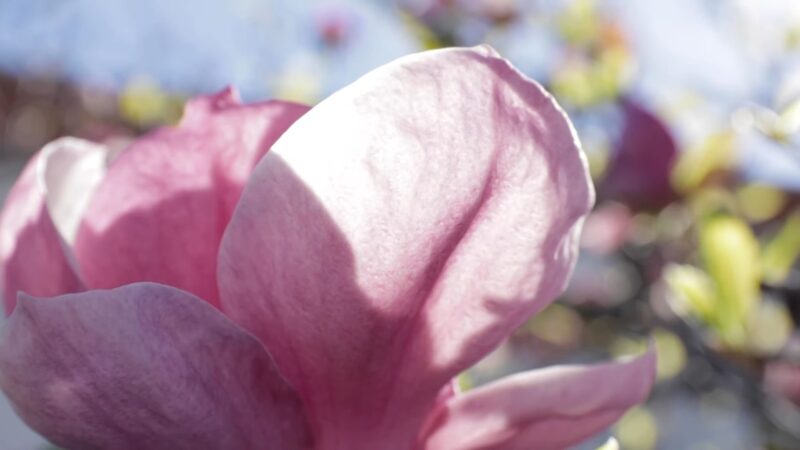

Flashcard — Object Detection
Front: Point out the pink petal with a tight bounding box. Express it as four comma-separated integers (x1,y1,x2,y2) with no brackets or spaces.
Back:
0,283,311,450
74,88,309,307
419,379,462,442
0,138,107,314
420,351,656,450
218,46,593,448
601,99,678,210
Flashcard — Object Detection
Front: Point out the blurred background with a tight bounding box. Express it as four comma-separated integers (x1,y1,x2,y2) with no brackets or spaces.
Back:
2,0,800,448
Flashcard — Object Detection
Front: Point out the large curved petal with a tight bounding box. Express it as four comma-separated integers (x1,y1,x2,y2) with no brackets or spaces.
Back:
0,283,311,450
74,88,309,307
219,46,593,448
420,351,656,450
0,138,107,314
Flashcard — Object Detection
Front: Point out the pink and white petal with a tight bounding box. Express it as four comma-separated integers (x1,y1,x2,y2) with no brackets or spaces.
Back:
420,351,656,450
74,88,309,308
0,138,107,314
435,379,460,405
418,378,462,442
219,46,593,448
0,283,311,450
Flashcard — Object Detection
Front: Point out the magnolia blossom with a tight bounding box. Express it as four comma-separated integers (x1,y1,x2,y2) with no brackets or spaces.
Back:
600,99,678,211
0,47,654,450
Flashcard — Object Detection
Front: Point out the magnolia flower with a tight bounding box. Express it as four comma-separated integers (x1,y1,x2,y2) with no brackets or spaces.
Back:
600,99,678,211
0,47,654,450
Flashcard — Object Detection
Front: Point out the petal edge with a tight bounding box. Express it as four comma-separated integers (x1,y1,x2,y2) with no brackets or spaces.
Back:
0,283,312,450
421,350,657,450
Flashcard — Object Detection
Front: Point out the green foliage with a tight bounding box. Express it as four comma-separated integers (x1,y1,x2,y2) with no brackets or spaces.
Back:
666,213,794,354
614,407,658,450
671,132,735,194
557,0,601,46
551,46,629,107
456,372,473,392
698,214,760,345
762,211,800,284
736,184,787,223
399,11,446,50
118,77,184,127
665,264,717,324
